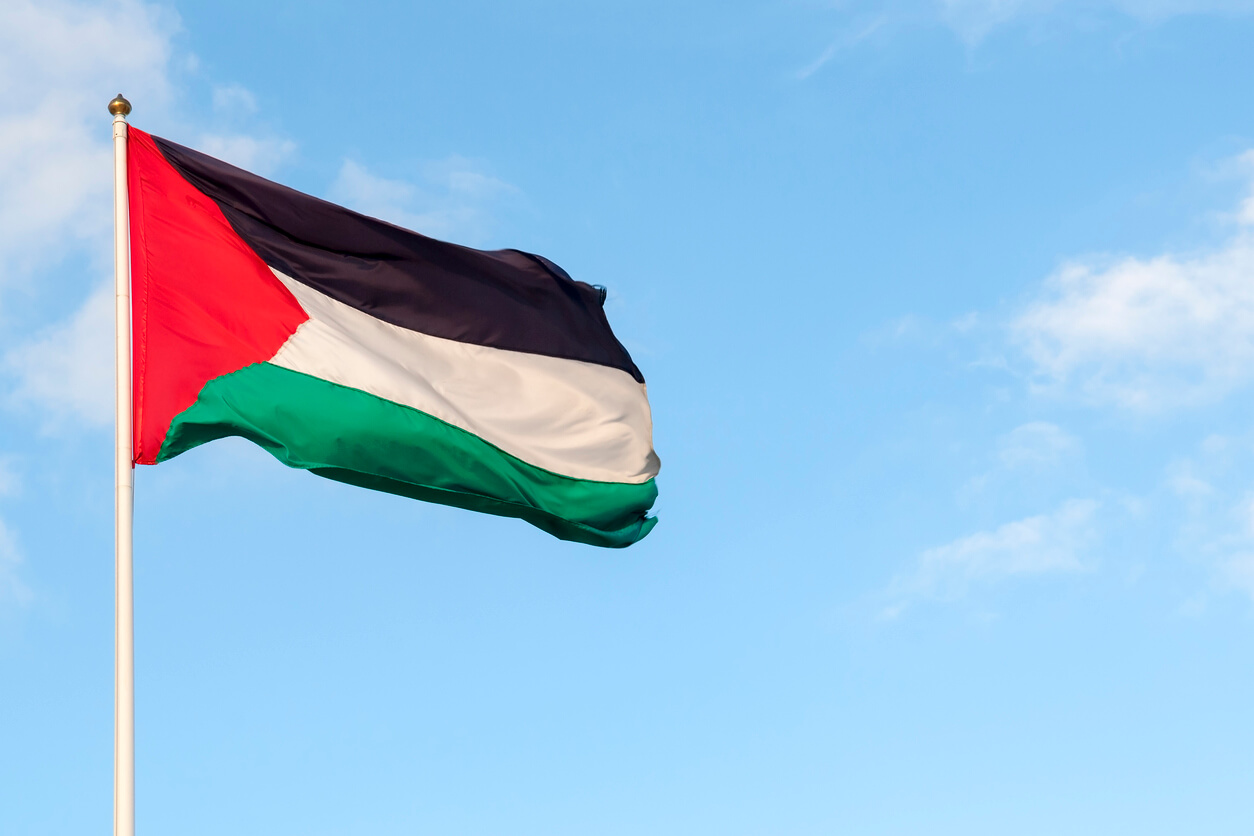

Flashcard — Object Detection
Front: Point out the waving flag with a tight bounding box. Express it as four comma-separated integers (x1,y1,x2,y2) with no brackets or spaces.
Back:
125,127,659,547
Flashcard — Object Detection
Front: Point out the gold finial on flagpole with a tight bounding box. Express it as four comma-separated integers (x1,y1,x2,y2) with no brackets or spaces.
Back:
108,94,132,117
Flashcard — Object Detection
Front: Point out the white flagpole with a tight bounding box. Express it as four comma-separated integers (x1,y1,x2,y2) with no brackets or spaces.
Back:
109,92,135,836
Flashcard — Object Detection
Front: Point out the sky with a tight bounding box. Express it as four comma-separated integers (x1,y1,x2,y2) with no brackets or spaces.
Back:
4,0,1254,833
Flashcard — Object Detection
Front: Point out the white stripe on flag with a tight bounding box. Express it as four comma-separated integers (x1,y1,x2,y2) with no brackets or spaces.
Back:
268,268,659,484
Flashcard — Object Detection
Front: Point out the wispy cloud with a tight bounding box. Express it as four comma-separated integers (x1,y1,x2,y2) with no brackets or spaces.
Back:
809,0,1254,49
4,282,113,430
1111,0,1254,18
1011,152,1254,410
0,0,174,290
1219,552,1254,601
211,83,259,116
200,84,295,175
1159,436,1254,606
0,457,19,498
0,517,31,608
958,421,1081,505
997,421,1079,469
938,0,1060,43
0,1,294,433
946,0,1254,41
0,0,179,619
329,157,517,244
797,17,886,79
883,498,1098,616
194,132,295,176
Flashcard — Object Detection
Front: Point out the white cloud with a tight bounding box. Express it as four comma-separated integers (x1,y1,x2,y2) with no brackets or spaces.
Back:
211,83,258,116
1220,553,1254,600
797,17,885,79
1012,162,1254,410
4,282,113,429
0,0,174,288
947,0,1254,40
885,499,1098,613
958,421,1079,504
0,0,179,616
1235,150,1254,224
1177,591,1208,617
195,133,295,176
1113,0,1254,16
1168,466,1214,499
329,157,516,244
0,517,31,608
938,0,1060,42
0,2,296,434
815,0,1254,47
1154,438,1254,605
331,160,419,223
0,458,19,498
997,421,1078,469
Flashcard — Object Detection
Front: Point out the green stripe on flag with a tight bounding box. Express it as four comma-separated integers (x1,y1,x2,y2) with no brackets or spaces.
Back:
158,362,658,548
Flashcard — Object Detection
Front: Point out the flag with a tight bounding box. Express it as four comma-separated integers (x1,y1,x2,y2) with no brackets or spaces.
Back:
125,127,659,547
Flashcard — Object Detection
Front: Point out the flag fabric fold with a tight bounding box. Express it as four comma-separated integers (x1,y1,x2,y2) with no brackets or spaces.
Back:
126,127,659,547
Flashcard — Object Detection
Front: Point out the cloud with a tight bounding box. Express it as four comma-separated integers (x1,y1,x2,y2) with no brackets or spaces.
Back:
884,499,1098,614
1219,552,1254,600
0,0,174,288
0,458,19,498
958,421,1080,503
797,17,886,79
329,157,517,244
0,0,179,618
997,421,1079,469
0,1,292,433
0,517,31,608
1153,437,1254,605
812,0,1254,47
211,83,258,116
4,282,113,429
1167,464,1214,499
948,0,1254,40
938,0,1060,42
1112,0,1254,17
1012,159,1254,410
200,85,295,176
194,133,295,176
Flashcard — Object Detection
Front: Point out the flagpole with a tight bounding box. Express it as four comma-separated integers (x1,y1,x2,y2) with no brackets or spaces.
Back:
109,92,135,836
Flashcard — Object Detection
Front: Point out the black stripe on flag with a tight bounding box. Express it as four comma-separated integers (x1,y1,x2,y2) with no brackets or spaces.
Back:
152,136,644,382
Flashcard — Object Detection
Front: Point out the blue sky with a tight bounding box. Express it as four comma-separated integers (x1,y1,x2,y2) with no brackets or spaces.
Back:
5,0,1254,832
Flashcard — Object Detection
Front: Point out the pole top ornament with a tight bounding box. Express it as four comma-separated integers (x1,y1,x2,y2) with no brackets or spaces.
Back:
108,94,132,117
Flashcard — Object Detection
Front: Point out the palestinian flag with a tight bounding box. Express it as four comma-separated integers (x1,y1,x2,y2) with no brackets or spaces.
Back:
126,127,659,547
